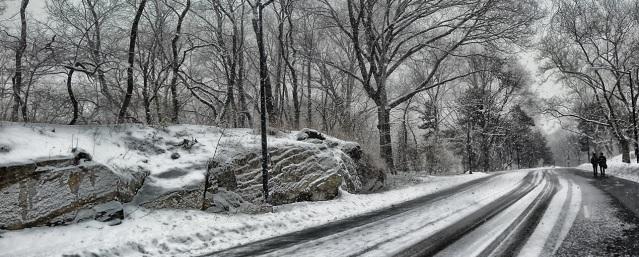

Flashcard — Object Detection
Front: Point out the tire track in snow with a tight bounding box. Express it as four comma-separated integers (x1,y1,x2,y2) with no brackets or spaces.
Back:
200,172,508,257
431,170,557,257
266,172,538,257
518,172,582,257
202,169,584,257
390,171,545,257
475,170,560,257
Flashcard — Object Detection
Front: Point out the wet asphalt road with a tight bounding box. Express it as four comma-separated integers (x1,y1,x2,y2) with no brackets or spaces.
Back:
201,168,639,257
554,169,639,257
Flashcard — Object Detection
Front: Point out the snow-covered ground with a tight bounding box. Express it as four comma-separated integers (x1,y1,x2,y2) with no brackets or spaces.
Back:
576,152,639,183
0,122,311,191
0,171,489,257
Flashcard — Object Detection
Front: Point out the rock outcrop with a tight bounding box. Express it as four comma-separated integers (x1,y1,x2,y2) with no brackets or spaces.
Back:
339,142,386,193
0,157,147,230
0,127,385,227
206,128,386,207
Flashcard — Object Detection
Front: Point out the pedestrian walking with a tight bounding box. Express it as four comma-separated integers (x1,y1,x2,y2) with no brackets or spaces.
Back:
590,152,598,177
598,152,607,177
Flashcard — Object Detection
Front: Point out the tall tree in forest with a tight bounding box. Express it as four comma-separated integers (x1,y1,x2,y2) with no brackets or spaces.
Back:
318,0,540,172
276,0,301,128
11,0,29,122
119,0,149,123
248,0,275,203
207,0,250,127
85,0,117,120
168,0,191,123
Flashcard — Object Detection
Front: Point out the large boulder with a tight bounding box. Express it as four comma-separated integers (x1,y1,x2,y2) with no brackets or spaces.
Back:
0,157,148,230
207,130,385,207
340,142,386,193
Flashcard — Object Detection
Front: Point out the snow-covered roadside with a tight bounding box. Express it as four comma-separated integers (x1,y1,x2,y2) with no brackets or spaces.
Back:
576,153,639,183
0,122,311,191
0,172,490,257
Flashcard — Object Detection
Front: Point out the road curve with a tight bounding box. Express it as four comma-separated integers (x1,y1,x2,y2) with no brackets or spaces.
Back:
200,168,639,257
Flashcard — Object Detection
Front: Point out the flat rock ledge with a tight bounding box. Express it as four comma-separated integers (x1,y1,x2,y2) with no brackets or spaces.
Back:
0,157,147,230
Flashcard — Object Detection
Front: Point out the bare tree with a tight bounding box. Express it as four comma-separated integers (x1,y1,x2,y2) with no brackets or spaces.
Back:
541,0,639,163
119,0,149,123
166,0,191,123
11,0,29,121
317,0,540,172
247,0,275,203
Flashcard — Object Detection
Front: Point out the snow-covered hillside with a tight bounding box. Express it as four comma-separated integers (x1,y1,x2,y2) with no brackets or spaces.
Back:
0,122,293,192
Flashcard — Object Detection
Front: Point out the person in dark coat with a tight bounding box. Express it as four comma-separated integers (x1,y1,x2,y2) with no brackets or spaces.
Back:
590,152,598,177
598,152,607,177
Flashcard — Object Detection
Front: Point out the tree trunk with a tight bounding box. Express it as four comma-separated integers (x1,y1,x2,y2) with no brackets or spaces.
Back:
118,0,148,123
630,69,639,163
377,105,395,173
86,0,115,120
66,68,78,125
237,49,251,127
169,0,190,124
375,74,395,173
11,0,28,122
142,67,152,124
306,58,312,127
467,123,473,174
398,103,410,172
280,6,300,129
343,62,355,132
274,28,283,125
218,78,237,126
481,134,490,172
321,91,328,131
292,74,300,129
619,137,630,163
251,1,272,203
22,71,35,122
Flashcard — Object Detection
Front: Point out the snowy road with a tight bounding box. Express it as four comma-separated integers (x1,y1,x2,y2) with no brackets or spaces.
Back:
202,168,639,257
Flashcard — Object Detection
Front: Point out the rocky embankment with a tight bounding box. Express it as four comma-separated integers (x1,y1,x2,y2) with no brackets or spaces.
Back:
0,127,385,230
0,157,147,230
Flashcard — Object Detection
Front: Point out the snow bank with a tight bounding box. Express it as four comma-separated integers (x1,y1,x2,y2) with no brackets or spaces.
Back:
576,152,639,183
0,172,489,257
0,122,327,193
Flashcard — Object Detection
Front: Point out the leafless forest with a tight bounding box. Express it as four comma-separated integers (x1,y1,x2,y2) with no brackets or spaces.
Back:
11,0,632,173
542,0,639,166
